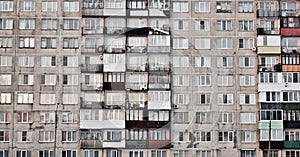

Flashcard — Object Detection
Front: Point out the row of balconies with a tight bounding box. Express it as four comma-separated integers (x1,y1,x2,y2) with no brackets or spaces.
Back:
257,27,300,36
81,46,170,54
257,9,299,18
80,64,171,72
81,82,171,91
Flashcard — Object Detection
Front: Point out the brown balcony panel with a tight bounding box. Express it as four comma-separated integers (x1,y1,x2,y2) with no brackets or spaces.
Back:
125,121,147,128
81,64,103,73
126,140,147,149
103,82,125,90
80,140,102,148
148,140,171,149
281,28,300,36
282,65,300,72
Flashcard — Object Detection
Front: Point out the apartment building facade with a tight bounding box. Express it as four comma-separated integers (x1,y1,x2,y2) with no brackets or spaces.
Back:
0,0,299,157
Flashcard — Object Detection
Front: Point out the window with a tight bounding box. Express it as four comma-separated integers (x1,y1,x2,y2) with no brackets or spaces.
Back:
238,2,253,12
85,19,101,30
0,1,13,11
196,93,211,105
286,151,300,157
219,112,233,123
217,38,232,49
285,130,300,141
173,2,188,12
63,38,79,48
195,2,210,12
39,112,55,123
260,73,278,83
195,131,211,142
239,20,254,31
148,111,169,121
173,20,188,30
240,112,256,123
41,38,56,49
216,20,232,31
41,56,56,67
84,0,103,9
0,19,13,29
260,20,275,30
126,129,146,140
41,19,57,30
84,74,102,86
104,130,122,141
0,74,11,85
217,75,233,86
18,74,34,85
63,19,79,30
195,19,210,30
0,131,9,142
280,2,296,13
173,112,189,123
260,110,282,120
173,75,189,86
19,19,35,29
85,38,102,48
148,0,169,9
41,74,56,85
195,38,210,49
39,150,54,157
0,150,9,157
241,150,256,157
173,56,189,67
218,94,233,105
129,151,144,157
63,75,78,85
19,37,34,48
83,150,99,157
241,131,256,142
283,73,300,83
240,94,255,104
217,56,233,67
63,56,78,67
0,93,11,104
17,131,32,142
0,38,12,48
81,110,101,121
64,2,79,12
17,93,33,104
260,56,276,67
20,1,35,11
283,91,300,102
62,94,78,104
149,129,169,140
195,56,211,67
239,57,254,67
173,150,188,157
195,112,211,123
173,38,188,49
151,150,167,157
216,1,231,12
263,151,278,157
195,75,211,86
240,75,255,86
104,0,125,8
195,150,211,157
39,131,54,142
218,131,234,142
62,131,77,142
239,38,254,49
16,150,32,157
41,2,57,12
40,93,56,104
61,150,76,157
174,94,189,105
61,112,77,123
105,92,125,105
0,111,9,123
106,150,122,157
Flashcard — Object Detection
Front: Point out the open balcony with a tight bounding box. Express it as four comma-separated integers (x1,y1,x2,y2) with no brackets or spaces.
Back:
80,64,103,73
103,82,125,90
257,28,279,35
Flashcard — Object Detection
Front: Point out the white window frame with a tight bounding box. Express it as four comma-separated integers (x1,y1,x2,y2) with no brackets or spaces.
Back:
239,20,254,31
216,20,232,31
17,93,34,104
62,131,77,142
217,94,233,105
238,2,253,13
19,19,35,30
41,2,57,12
61,112,77,123
195,19,210,30
39,131,54,142
173,20,189,30
218,131,234,142
173,2,188,12
241,131,256,142
0,74,11,85
18,74,34,85
63,56,78,67
39,112,55,123
64,2,79,12
20,1,35,11
173,56,189,67
0,93,11,104
0,1,13,11
41,37,56,49
19,37,35,48
217,56,233,67
240,75,255,86
41,19,57,30
195,75,211,86
0,19,13,29
217,38,232,49
0,56,12,66
63,19,79,30
195,56,211,67
173,38,189,49
217,75,233,86
239,56,255,68
240,112,256,123
62,94,78,105
195,38,210,49
240,94,255,105
195,2,210,12
173,75,189,86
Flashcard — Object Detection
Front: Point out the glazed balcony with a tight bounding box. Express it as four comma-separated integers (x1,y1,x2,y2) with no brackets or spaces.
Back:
82,2,104,17
80,140,102,148
80,64,103,73
257,9,280,18
104,27,127,35
81,83,103,91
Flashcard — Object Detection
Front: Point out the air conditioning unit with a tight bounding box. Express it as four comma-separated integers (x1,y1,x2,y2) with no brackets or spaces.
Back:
252,47,257,52
173,104,179,109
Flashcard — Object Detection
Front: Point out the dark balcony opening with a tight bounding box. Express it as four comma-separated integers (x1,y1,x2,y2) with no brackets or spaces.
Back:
80,101,105,109
103,82,125,90
284,121,300,128
80,64,103,72
257,28,278,35
259,141,284,149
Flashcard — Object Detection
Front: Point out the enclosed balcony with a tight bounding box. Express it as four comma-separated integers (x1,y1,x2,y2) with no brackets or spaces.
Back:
148,35,170,53
148,73,170,89
80,64,103,73
257,9,280,18
82,0,104,17
80,129,102,148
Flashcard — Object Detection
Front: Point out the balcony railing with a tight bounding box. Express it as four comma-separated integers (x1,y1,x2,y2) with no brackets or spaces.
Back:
284,141,300,148
258,64,282,72
126,46,147,53
126,64,148,72
125,83,148,91
257,9,280,17
257,28,279,35
80,64,103,72
81,83,103,91
104,27,127,35
80,101,104,109
81,46,104,53
148,65,170,72
282,53,300,65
